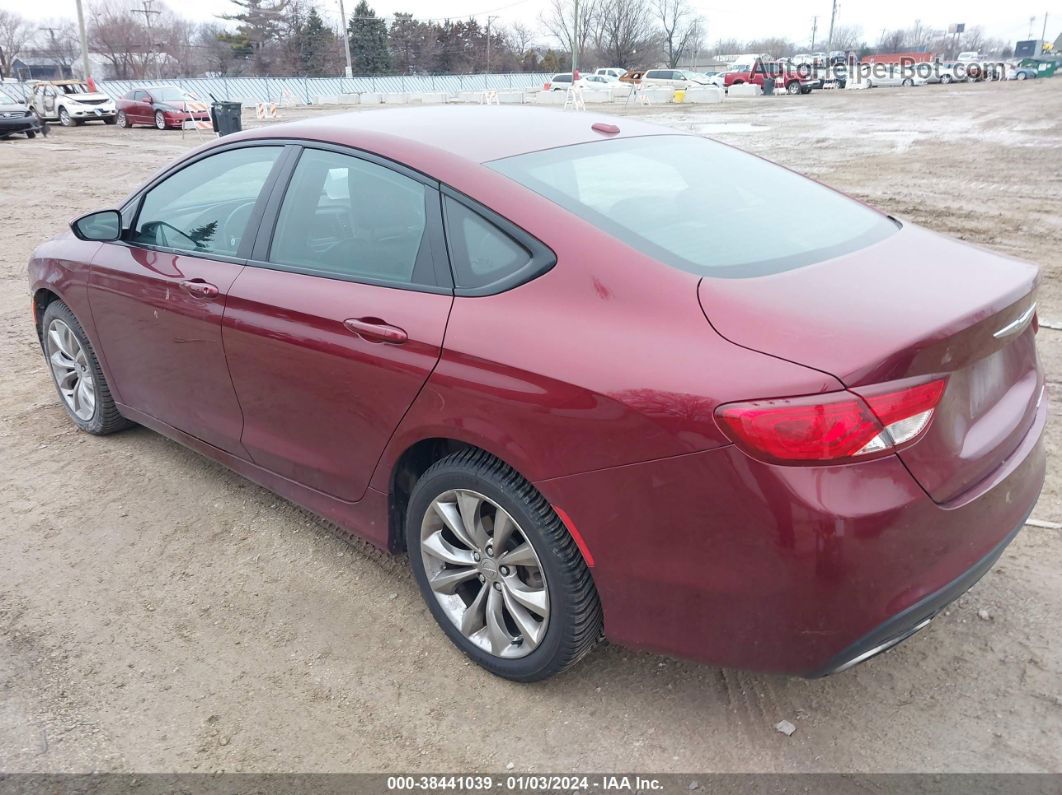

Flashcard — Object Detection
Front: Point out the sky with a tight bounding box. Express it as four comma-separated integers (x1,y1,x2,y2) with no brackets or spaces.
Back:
3,0,1060,48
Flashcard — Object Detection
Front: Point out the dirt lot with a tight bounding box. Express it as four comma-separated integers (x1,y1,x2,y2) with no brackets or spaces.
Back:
1,80,1060,774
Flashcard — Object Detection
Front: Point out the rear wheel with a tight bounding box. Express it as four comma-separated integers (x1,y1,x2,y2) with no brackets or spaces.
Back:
902,77,914,87
40,301,132,435
407,449,602,682
941,74,953,84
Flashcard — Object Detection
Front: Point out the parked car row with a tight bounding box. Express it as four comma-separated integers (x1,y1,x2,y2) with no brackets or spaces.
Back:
1,80,217,137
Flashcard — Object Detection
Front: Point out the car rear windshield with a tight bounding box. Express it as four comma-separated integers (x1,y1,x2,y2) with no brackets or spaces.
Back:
488,135,897,278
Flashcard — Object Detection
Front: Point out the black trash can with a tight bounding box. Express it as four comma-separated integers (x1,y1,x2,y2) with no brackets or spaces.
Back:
211,102,242,136
762,77,776,95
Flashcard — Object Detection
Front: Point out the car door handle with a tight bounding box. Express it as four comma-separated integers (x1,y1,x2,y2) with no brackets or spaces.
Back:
343,317,408,344
179,279,219,299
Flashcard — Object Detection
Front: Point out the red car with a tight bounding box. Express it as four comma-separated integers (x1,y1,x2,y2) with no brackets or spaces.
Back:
28,107,1046,682
115,86,210,130
722,57,813,93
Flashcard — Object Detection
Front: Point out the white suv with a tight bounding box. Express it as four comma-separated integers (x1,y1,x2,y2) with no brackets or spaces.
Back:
31,81,117,127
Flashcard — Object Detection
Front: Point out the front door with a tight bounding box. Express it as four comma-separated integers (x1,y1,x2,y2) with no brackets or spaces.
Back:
87,144,286,455
223,145,454,501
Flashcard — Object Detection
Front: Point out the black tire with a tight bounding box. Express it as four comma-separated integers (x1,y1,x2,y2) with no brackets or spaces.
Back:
901,77,913,87
104,115,117,125
59,107,74,127
941,74,953,84
406,448,602,682
155,110,167,129
786,81,801,95
25,130,36,139
116,110,129,128
40,300,132,435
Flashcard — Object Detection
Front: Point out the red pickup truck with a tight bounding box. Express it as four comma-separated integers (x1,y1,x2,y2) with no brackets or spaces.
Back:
720,58,815,94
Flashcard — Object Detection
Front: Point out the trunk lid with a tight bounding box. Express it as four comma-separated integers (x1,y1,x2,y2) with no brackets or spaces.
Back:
698,222,1042,503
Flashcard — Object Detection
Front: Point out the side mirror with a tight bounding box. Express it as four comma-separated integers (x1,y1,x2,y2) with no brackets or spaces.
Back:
71,209,122,242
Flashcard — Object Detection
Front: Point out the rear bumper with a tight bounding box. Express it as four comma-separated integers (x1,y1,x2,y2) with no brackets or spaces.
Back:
807,512,1028,676
536,394,1047,675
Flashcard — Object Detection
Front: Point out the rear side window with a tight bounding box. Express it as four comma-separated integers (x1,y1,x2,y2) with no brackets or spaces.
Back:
267,148,437,287
443,196,551,293
489,135,897,279
132,146,281,257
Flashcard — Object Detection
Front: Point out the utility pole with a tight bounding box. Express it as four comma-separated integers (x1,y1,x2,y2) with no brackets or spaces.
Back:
486,15,498,73
826,0,838,52
1042,12,1049,52
132,0,161,78
338,0,353,77
572,0,579,73
810,16,818,50
74,0,92,84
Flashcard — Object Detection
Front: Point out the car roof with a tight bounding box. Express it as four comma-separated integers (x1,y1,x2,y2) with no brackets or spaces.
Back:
232,106,677,168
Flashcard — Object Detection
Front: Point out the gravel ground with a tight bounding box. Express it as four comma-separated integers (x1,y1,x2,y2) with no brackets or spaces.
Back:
1,80,1060,774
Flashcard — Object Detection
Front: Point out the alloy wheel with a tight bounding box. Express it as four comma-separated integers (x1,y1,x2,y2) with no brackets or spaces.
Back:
420,489,549,659
155,111,166,129
59,108,72,126
45,319,96,421
117,111,128,128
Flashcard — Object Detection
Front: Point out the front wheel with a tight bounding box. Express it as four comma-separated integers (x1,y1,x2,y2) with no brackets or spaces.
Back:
902,77,914,87
155,110,167,129
26,130,36,139
407,449,602,682
941,74,953,84
59,107,74,127
104,115,117,125
1017,72,1027,80
40,301,132,435
786,81,801,95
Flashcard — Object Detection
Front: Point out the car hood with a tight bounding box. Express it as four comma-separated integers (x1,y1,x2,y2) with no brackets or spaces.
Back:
0,102,28,112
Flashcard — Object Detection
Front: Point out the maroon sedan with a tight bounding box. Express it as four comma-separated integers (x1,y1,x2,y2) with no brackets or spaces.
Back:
115,86,210,130
28,107,1045,681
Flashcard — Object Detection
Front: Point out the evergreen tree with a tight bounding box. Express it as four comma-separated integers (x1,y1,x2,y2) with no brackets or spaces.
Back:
297,6,336,76
348,0,390,74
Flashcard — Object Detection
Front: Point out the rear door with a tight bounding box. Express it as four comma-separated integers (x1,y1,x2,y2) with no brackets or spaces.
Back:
222,144,453,502
88,143,287,455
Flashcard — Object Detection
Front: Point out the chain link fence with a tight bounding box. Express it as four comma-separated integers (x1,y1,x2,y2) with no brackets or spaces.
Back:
97,74,554,105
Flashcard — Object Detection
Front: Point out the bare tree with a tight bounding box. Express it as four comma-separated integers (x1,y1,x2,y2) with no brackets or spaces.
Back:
877,28,907,52
0,9,33,78
33,19,81,75
593,0,656,68
540,0,597,68
654,0,700,68
829,25,863,52
506,21,536,55
906,19,933,52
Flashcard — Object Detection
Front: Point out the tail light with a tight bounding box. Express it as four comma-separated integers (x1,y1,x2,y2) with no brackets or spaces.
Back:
715,378,947,465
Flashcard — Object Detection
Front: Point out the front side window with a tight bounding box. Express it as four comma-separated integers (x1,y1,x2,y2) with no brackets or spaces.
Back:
132,146,281,257
268,148,435,286
489,135,897,279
